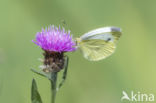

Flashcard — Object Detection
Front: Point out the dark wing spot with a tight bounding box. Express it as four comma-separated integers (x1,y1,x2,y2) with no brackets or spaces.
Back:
107,38,111,41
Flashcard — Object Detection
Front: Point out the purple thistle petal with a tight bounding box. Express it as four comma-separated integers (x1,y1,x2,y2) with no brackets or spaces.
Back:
33,25,77,52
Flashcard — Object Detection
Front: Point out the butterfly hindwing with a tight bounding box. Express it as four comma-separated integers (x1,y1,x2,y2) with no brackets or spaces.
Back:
79,40,116,61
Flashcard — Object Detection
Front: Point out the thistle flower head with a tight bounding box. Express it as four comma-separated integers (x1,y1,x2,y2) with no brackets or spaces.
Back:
33,25,76,52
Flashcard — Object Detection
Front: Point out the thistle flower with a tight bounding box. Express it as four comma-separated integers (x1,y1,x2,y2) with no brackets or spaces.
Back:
33,25,76,52
32,25,76,72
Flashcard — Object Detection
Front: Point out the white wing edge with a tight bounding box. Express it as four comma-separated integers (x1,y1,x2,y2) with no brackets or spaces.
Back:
81,26,121,40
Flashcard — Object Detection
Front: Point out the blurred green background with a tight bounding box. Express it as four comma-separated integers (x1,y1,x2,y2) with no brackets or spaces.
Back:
0,0,156,103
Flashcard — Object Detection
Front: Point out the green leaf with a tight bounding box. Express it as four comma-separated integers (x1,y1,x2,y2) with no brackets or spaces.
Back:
58,56,69,90
31,79,42,103
31,68,51,80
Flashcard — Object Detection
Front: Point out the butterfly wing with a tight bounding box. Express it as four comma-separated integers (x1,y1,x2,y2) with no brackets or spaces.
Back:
78,27,121,61
79,39,115,61
81,26,121,42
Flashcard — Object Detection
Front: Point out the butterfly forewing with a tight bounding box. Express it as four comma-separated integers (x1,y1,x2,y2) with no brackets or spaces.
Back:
81,27,121,42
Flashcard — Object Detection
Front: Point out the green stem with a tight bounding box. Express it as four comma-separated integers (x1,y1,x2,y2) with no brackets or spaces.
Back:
50,72,58,103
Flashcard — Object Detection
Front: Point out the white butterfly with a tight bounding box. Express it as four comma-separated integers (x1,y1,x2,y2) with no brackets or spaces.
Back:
76,27,122,61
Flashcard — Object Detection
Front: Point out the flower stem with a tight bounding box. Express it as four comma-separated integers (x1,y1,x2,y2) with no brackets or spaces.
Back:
50,72,58,103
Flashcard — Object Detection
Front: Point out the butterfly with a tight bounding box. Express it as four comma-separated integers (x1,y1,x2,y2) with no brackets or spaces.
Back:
76,27,122,61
